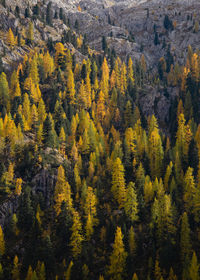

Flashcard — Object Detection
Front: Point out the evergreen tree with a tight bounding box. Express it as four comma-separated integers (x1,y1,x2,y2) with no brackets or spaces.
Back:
112,157,126,208
7,28,15,47
46,2,53,25
70,210,84,258
188,252,199,280
27,21,34,44
0,72,9,109
107,227,127,280
0,226,5,256
124,182,138,222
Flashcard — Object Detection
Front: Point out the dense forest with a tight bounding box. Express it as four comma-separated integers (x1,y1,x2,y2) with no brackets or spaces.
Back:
0,0,200,279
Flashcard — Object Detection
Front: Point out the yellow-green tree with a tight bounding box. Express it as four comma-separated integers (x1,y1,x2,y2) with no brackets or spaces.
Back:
180,212,191,279
0,226,5,256
43,51,54,78
70,210,84,258
129,226,136,256
27,21,34,44
148,119,163,179
12,255,20,280
176,113,192,164
7,28,15,47
188,252,199,280
0,72,9,109
25,266,33,280
183,167,196,212
128,57,135,85
96,90,106,123
64,261,73,280
132,273,138,280
59,127,66,156
112,157,126,208
100,57,109,100
124,182,138,222
54,165,73,215
29,56,39,84
15,178,22,196
66,69,75,104
107,227,127,280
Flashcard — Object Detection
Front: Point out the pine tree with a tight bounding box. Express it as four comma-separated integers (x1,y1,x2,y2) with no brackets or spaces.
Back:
167,268,177,280
55,43,65,69
129,226,136,256
180,212,191,278
124,182,138,222
176,113,192,164
183,167,196,212
132,273,139,280
100,57,109,100
14,81,21,98
0,263,3,280
59,127,66,156
43,51,54,78
0,72,9,109
107,227,127,280
128,57,135,85
12,255,20,280
29,56,39,84
46,1,53,25
36,262,46,280
96,90,106,123
148,122,163,179
27,21,34,44
0,226,5,256
180,212,191,262
154,259,162,280
84,186,97,220
152,192,176,243
189,252,199,280
70,210,84,258
144,176,154,204
15,178,22,196
7,28,15,47
38,98,46,124
66,69,75,104
26,266,33,280
43,113,57,148
85,212,94,240
124,101,133,128
164,161,173,191
31,271,38,280
112,157,126,208
54,165,73,215
64,261,73,280
120,62,127,95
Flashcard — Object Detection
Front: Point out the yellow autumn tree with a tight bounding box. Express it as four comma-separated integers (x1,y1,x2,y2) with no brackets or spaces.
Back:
0,226,5,256
15,178,22,196
29,56,39,84
59,127,66,156
54,165,73,215
7,28,15,47
100,57,109,100
112,157,126,208
96,90,106,123
66,69,76,104
107,227,127,280
70,210,84,258
12,255,20,280
43,51,54,78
